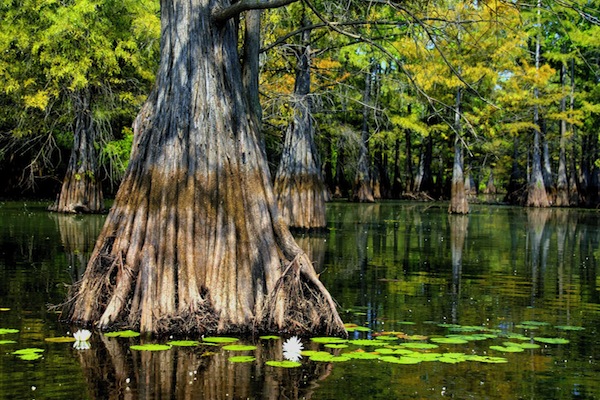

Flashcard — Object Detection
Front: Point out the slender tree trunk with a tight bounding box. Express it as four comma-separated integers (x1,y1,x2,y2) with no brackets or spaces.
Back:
413,135,434,196
274,18,327,230
449,87,469,214
66,0,345,336
353,65,374,202
49,89,104,213
527,5,550,208
568,59,580,205
555,62,570,207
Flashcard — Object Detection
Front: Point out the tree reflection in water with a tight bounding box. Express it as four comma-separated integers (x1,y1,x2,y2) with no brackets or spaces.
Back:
77,335,331,399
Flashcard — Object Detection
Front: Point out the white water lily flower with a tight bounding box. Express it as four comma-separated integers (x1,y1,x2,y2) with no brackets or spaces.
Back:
73,340,91,350
283,336,303,362
73,329,92,342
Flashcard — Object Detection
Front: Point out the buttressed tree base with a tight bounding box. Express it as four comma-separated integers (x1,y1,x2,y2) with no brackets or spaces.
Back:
65,0,346,337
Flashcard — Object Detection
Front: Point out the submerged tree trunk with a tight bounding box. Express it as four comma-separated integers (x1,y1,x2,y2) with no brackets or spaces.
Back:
66,0,345,336
273,17,327,230
49,89,103,214
449,88,469,214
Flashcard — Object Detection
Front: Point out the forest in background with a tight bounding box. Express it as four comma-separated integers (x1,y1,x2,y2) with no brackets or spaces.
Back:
1,0,599,208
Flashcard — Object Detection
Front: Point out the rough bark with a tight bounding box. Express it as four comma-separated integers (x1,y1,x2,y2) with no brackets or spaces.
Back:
49,89,104,214
66,0,345,336
273,18,327,230
527,124,550,207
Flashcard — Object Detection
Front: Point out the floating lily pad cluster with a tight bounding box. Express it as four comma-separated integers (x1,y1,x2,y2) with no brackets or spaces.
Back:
0,317,581,368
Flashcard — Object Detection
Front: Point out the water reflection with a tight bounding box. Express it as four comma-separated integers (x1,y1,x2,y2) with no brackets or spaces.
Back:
78,337,330,400
50,212,104,281
2,202,600,399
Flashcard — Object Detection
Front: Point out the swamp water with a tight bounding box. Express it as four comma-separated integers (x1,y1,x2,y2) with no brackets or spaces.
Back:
0,201,599,399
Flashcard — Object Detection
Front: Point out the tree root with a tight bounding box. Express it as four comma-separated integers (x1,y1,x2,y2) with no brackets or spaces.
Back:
262,252,347,337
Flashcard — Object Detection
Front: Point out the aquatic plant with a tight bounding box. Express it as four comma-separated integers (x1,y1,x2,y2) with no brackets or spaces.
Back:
283,336,303,362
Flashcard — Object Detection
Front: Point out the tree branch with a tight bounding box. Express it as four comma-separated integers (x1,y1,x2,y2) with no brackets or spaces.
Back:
212,0,299,23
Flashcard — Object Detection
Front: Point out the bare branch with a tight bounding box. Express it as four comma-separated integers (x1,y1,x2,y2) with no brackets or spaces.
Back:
212,0,299,23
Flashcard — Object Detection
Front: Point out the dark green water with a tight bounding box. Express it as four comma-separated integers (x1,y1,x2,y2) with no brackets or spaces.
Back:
0,201,599,399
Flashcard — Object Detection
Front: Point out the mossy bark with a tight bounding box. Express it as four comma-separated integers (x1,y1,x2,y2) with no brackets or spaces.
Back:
66,0,345,336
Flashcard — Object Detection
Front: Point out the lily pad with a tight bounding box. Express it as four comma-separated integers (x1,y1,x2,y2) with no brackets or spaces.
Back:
222,344,257,351
448,325,486,332
348,339,388,347
309,352,350,362
0,308,10,311
534,337,570,345
469,355,508,364
400,342,439,350
104,330,140,338
504,333,529,341
259,335,280,340
448,334,494,341
439,353,469,364
310,337,348,344
13,348,44,360
374,335,399,341
555,325,585,331
266,360,301,368
167,340,201,347
503,341,540,350
375,348,395,354
0,328,19,335
403,334,429,341
45,336,76,343
344,324,371,332
410,352,441,362
229,355,256,363
342,351,380,360
521,320,550,327
324,344,348,349
202,337,239,344
0,340,16,345
130,344,172,351
430,337,469,345
380,355,421,364
489,345,524,353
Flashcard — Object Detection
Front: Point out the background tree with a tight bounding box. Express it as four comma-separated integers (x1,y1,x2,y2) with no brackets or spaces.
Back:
273,10,328,229
0,0,159,203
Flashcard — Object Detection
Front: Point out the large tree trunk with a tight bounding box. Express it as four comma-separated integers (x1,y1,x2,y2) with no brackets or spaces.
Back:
49,89,104,214
273,18,327,230
66,0,345,336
